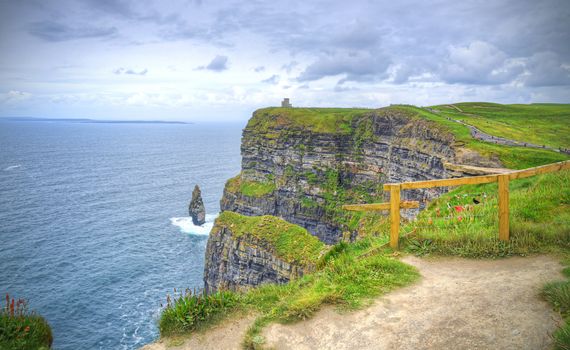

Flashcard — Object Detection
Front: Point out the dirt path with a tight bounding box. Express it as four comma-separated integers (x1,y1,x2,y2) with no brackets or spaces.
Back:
263,255,563,350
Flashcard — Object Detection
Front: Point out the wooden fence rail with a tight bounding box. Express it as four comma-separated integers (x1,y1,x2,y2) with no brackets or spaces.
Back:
342,160,570,249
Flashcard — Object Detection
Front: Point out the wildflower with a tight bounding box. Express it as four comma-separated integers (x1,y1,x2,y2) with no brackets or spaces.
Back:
458,216,463,222
25,326,30,332
428,218,433,225
454,205,464,212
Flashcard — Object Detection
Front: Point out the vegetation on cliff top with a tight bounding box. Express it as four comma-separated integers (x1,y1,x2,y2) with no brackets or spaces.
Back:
0,294,53,350
226,173,276,198
214,211,327,266
248,107,371,134
159,289,239,337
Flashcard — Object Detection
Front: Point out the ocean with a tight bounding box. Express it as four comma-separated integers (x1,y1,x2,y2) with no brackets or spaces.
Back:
0,120,243,349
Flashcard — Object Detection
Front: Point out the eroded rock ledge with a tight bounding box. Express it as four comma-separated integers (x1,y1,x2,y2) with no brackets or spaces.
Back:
204,211,327,293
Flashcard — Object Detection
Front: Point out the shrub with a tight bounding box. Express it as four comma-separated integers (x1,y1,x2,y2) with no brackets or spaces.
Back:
0,294,53,350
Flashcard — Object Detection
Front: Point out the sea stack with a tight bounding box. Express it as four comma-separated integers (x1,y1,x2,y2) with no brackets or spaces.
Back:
189,185,206,226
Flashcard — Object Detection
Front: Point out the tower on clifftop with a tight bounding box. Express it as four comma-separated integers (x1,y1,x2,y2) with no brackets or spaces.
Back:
281,98,292,108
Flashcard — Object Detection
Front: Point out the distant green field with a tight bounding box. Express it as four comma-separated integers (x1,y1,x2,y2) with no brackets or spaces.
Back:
430,103,570,149
394,105,569,169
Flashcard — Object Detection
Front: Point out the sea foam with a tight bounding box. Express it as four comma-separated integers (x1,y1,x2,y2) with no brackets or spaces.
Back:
3,164,21,171
170,214,217,235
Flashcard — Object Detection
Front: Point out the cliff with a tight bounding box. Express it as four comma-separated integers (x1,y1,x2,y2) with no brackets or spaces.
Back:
204,211,327,293
203,105,504,292
219,106,500,244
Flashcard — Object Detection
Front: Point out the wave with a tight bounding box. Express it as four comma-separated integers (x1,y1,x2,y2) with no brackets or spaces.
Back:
3,164,21,171
170,214,217,235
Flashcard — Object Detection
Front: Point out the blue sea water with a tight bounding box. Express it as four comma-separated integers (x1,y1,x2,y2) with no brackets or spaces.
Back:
0,121,243,349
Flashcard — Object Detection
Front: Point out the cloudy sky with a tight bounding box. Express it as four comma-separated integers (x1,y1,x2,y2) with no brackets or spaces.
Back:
0,0,569,122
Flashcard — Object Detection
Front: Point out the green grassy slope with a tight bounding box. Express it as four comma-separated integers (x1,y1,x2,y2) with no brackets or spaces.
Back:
214,211,327,266
430,103,570,149
394,105,569,169
401,168,570,257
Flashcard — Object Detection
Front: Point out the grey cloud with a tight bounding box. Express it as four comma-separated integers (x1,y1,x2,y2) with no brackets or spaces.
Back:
254,66,265,72
196,55,228,71
524,52,570,87
261,75,280,84
334,84,359,92
84,0,184,26
28,20,117,41
298,52,391,83
85,0,134,18
114,67,148,76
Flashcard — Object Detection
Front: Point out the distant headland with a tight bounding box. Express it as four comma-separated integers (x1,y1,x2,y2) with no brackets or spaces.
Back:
0,116,191,125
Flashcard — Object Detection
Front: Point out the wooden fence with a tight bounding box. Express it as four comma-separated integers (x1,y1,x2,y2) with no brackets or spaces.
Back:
343,160,570,249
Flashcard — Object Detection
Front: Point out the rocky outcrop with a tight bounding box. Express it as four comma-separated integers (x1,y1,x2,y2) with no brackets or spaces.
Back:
189,185,205,225
220,106,498,244
203,211,327,293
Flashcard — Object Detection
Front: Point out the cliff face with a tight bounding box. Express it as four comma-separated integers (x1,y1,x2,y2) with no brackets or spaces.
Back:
204,211,327,293
220,107,488,244
204,106,501,292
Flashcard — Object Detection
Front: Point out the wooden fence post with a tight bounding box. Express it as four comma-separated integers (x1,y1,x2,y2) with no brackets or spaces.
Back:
498,174,510,241
389,184,401,249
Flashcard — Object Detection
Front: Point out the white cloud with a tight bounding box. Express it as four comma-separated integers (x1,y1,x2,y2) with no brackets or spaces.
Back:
0,90,32,103
439,41,524,85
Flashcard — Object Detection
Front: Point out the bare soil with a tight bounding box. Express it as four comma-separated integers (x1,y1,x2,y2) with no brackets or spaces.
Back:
264,255,563,350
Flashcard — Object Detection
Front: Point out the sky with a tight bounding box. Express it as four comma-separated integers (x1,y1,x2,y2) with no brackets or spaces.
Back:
0,0,569,122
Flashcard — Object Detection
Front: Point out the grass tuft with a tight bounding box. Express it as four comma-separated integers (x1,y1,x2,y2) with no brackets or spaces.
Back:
159,289,241,336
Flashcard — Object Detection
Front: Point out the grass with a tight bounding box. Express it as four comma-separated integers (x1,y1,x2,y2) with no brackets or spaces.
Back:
395,105,569,169
0,294,53,350
247,107,372,134
400,168,570,258
225,173,276,198
159,289,240,336
213,211,328,266
430,103,570,149
542,255,570,350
